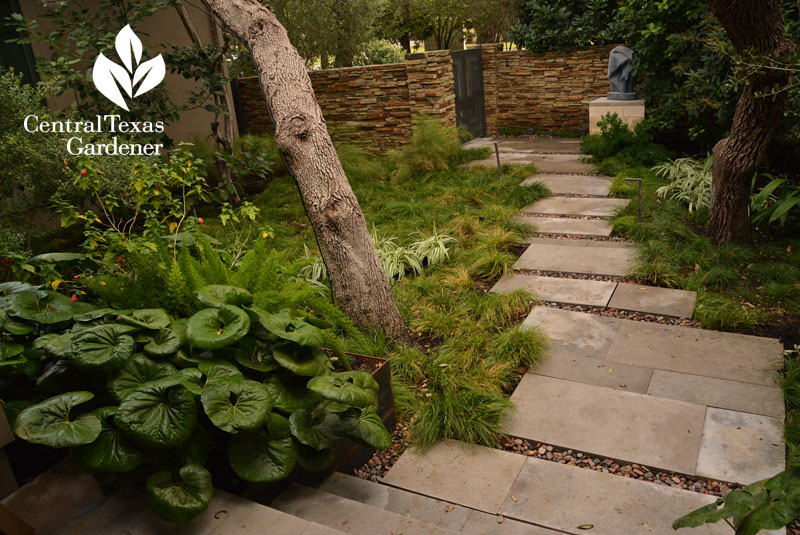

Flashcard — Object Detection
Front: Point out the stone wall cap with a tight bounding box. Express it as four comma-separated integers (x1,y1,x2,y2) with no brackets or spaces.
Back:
587,97,645,105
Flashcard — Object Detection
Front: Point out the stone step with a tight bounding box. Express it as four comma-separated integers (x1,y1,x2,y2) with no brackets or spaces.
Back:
514,242,636,276
271,483,460,535
520,197,629,217
521,237,634,248
516,215,614,237
499,456,730,535
463,137,583,154
505,374,708,475
471,153,597,174
2,460,339,535
608,282,696,318
319,472,473,532
522,174,612,196
491,274,617,307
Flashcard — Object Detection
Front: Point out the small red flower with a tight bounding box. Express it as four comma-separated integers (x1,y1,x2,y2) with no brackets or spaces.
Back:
1,258,11,265
156,184,161,190
197,217,204,224
117,256,123,265
70,295,79,302
73,275,81,280
80,169,87,177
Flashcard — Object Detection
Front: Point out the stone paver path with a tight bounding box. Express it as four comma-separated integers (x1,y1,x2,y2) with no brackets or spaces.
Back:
372,137,786,535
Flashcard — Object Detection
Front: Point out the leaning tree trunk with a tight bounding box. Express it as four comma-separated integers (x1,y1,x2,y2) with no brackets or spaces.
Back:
201,0,411,342
706,0,794,242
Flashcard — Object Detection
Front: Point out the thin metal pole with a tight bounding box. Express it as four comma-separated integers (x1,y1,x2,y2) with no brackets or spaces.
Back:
494,141,503,177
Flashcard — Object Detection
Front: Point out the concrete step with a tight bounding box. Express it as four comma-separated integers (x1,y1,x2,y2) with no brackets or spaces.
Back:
491,273,617,307
608,282,696,318
521,237,634,248
514,242,636,276
320,472,472,532
522,174,612,196
271,483,460,535
520,197,629,217
3,460,339,535
471,153,597,174
463,137,582,154
516,215,614,237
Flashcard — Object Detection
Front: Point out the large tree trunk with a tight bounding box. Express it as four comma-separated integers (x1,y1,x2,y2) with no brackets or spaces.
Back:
202,0,411,342
706,0,794,242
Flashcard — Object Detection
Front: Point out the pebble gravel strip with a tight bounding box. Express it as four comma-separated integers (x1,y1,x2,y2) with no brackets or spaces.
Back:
515,268,629,283
551,193,609,199
543,302,701,327
354,422,409,482
521,213,609,220
531,233,629,242
495,437,739,498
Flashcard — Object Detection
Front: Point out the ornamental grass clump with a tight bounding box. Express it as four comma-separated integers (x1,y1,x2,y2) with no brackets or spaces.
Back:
0,282,391,523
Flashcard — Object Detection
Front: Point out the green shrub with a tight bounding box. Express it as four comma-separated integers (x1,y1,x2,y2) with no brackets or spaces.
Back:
353,39,406,66
581,113,638,161
751,174,800,230
508,0,621,52
0,282,391,523
389,115,464,181
653,155,713,213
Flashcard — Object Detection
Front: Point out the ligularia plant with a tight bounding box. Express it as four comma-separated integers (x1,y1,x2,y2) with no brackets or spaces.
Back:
92,25,166,111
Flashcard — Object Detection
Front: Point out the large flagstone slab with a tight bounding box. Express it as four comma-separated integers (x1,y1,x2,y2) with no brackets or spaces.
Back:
520,197,629,217
532,351,654,393
522,237,634,248
516,215,614,237
696,408,785,485
608,283,696,318
514,242,636,276
491,274,617,307
606,321,783,387
647,369,784,418
505,374,706,474
460,510,563,534
381,440,526,514
522,174,612,196
471,153,597,174
523,307,621,360
499,457,729,535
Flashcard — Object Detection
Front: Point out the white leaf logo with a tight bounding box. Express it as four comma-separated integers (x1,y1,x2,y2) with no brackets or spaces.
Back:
92,25,165,111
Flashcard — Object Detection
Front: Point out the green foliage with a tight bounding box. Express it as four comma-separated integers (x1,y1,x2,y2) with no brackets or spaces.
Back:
581,114,671,168
654,155,714,213
508,0,621,52
672,467,800,534
1,283,391,523
389,115,466,181
353,39,407,66
751,175,800,230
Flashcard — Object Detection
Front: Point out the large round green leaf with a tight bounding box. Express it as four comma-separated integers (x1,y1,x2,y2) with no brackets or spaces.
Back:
0,281,36,297
70,324,135,371
7,290,93,324
306,371,379,408
0,341,24,361
71,407,147,473
256,310,325,347
115,382,197,448
228,426,297,483
13,391,101,448
108,355,178,402
32,252,88,263
118,309,171,330
198,360,243,388
32,333,72,359
201,379,272,433
296,443,335,473
72,308,125,323
234,337,278,372
146,464,213,524
272,344,331,377
263,373,322,414
186,305,250,350
0,310,34,336
197,285,254,308
144,327,185,358
289,409,343,451
342,407,392,449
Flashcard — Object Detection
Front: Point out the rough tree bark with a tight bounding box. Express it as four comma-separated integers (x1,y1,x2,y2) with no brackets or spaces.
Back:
706,0,794,242
201,0,412,342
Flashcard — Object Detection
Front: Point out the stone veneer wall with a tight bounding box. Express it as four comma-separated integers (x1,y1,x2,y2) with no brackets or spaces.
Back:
236,50,455,151
482,44,614,134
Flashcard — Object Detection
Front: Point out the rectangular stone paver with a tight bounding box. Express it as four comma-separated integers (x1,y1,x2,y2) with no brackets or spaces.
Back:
524,307,621,360
499,457,729,535
521,174,612,196
696,408,785,485
648,370,784,418
472,154,597,174
606,321,783,387
460,510,562,534
608,283,696,318
520,197,629,217
505,374,706,474
521,237,634,248
532,352,654,394
382,439,526,514
491,274,617,307
514,242,635,276
516,215,614,237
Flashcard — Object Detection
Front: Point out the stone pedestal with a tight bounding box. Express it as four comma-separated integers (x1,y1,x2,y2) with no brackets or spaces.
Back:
588,97,645,134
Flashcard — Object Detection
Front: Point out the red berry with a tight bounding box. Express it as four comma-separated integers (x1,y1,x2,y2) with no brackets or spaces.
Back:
117,256,123,264
156,184,161,190
198,217,204,224
1,258,11,265
70,295,79,302
73,275,81,280
80,169,87,177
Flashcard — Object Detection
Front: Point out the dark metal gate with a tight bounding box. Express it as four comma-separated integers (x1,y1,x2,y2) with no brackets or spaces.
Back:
452,48,486,138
